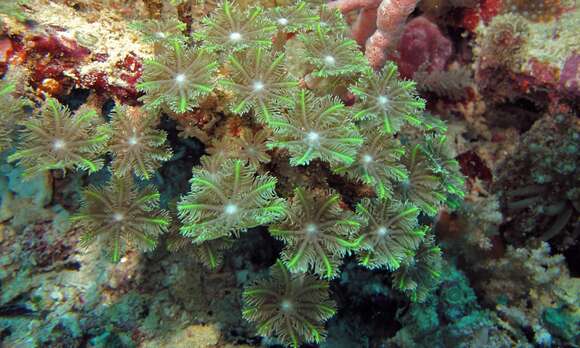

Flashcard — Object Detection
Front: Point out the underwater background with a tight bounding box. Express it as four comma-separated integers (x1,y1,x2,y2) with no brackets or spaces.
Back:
0,0,578,347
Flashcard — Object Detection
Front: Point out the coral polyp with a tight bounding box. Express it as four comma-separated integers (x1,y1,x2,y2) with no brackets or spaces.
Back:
194,0,277,52
421,134,465,200
297,24,367,78
355,198,424,270
129,18,187,44
397,144,446,216
105,105,172,180
231,128,272,167
267,1,319,33
269,188,362,279
335,130,407,199
8,98,108,178
243,261,336,347
72,175,171,263
220,47,298,123
267,90,363,167
137,41,218,113
0,81,29,152
392,234,443,303
177,157,286,242
350,62,425,134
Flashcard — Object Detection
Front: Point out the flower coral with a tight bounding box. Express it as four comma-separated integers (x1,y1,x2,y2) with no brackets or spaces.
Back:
71,175,171,263
137,41,218,113
167,231,234,270
392,234,442,302
105,105,172,180
243,261,336,348
268,1,319,33
397,144,446,216
420,134,465,200
231,128,272,167
334,130,407,199
355,198,424,270
350,62,425,134
269,188,362,279
316,4,350,35
220,47,298,123
267,90,363,167
8,98,108,178
193,0,276,53
207,129,272,169
178,157,286,242
297,24,367,78
0,81,29,152
129,18,187,44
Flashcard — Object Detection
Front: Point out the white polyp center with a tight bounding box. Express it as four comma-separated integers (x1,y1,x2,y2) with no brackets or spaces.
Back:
305,223,318,235
113,212,124,222
53,139,66,150
128,136,139,146
156,32,166,39
224,203,238,215
252,81,265,92
378,95,389,106
175,73,186,84
280,299,293,312
229,32,242,41
324,55,336,65
377,226,388,236
362,154,373,163
306,131,320,142
277,18,289,26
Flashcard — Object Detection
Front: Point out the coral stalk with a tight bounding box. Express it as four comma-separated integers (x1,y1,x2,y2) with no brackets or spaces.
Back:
366,0,419,69
350,6,378,46
328,0,382,13
329,0,420,69
328,0,381,46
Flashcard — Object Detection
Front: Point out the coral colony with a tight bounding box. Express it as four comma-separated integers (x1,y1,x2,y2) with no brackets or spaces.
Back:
0,0,578,347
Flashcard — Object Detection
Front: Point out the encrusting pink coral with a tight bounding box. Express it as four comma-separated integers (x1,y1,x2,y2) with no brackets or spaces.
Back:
330,0,420,70
394,16,453,78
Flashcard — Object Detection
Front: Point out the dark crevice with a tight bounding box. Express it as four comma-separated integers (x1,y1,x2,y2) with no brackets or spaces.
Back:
58,88,91,111
155,114,206,208
62,261,82,271
101,98,116,121
563,241,580,277
490,98,545,132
